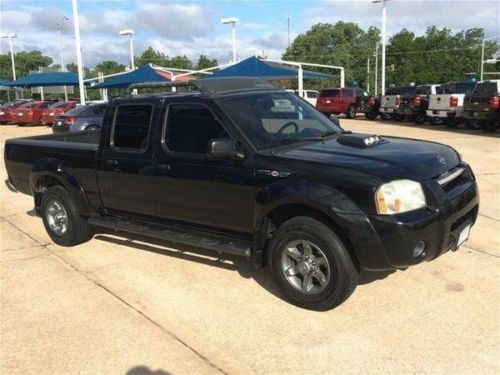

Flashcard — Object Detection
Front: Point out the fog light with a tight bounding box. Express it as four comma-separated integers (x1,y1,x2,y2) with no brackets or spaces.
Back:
413,240,426,258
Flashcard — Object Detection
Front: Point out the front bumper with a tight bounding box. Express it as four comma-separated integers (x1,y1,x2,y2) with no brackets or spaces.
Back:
343,166,479,271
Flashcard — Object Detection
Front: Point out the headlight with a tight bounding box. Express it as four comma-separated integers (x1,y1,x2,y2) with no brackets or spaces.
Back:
375,180,426,215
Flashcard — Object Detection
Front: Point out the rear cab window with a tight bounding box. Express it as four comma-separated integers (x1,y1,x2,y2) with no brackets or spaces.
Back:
111,104,153,151
473,82,498,96
319,89,340,98
416,86,431,95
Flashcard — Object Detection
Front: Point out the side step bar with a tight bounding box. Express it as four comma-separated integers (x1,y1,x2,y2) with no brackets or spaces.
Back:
88,214,252,258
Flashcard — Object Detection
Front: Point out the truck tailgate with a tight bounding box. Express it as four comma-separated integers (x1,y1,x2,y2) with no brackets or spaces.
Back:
381,95,399,109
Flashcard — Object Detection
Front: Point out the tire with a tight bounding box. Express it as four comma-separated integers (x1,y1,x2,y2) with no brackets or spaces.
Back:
380,113,392,121
444,118,458,128
40,185,92,246
414,114,427,124
393,113,406,122
429,116,444,126
365,111,378,120
268,216,358,310
85,125,100,131
465,119,481,130
481,121,499,132
345,106,356,119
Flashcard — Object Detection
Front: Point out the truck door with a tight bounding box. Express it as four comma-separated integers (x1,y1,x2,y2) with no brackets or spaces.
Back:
152,102,255,234
96,102,157,216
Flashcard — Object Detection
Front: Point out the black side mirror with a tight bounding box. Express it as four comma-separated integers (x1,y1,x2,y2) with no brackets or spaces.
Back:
207,138,243,160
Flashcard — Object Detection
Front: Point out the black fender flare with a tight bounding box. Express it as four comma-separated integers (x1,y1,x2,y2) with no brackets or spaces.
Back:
29,158,94,215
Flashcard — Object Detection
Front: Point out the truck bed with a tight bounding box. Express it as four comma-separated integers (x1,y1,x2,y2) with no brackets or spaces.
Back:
5,131,100,198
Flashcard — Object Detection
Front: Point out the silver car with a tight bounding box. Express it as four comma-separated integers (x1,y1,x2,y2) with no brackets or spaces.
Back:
52,103,107,133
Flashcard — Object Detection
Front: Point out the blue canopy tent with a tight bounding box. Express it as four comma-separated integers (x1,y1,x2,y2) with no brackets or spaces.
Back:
207,56,333,80
90,64,175,89
0,78,10,87
5,72,82,88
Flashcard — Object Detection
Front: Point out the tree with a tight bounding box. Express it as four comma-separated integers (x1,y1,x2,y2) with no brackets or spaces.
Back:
135,47,170,67
283,22,380,89
196,55,218,70
94,60,126,75
0,51,53,80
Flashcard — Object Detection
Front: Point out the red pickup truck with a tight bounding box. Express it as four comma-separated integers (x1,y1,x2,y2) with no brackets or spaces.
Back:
316,88,368,119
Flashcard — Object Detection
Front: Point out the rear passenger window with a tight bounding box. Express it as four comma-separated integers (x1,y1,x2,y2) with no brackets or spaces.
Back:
112,104,153,150
164,104,228,154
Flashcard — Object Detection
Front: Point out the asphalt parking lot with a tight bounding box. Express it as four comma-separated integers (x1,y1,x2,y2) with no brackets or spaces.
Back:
1,120,499,374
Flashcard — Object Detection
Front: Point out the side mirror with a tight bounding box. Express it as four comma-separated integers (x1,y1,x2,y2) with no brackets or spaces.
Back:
207,138,243,160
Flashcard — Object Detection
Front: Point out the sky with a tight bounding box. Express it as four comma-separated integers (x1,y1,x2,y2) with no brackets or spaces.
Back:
0,0,499,68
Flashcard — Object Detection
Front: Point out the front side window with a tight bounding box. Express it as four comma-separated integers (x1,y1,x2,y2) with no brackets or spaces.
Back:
218,92,342,150
112,104,152,150
164,104,228,154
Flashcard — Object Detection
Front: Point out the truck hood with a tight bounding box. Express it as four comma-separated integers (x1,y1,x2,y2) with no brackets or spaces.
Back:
276,134,460,182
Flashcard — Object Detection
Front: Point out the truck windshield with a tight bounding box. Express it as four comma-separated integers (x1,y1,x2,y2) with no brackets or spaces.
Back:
218,92,342,150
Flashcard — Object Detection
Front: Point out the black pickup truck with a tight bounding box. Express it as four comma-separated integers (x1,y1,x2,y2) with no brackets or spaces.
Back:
4,78,479,310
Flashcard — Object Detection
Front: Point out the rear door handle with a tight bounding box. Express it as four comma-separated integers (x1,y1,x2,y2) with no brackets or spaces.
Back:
105,159,118,167
157,164,171,172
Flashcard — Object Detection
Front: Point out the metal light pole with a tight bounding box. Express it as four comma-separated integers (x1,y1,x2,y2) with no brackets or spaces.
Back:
373,0,389,95
119,29,135,70
221,17,239,63
374,43,379,95
1,33,18,99
57,17,70,100
71,0,86,105
367,57,370,93
287,16,291,49
480,36,500,81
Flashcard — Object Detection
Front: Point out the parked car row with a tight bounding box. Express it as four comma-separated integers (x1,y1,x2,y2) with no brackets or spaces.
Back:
366,80,500,132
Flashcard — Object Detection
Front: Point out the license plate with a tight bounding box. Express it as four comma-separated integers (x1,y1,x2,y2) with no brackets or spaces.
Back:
49,112,55,116
386,108,393,113
18,112,23,116
325,100,331,103
457,224,471,248
473,112,478,117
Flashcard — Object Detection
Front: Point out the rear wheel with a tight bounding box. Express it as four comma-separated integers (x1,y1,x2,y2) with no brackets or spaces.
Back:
365,111,378,120
429,116,444,126
444,118,458,128
345,106,356,119
465,119,481,130
41,186,92,246
268,216,358,310
393,113,406,122
414,114,427,124
85,125,100,131
380,113,392,121
481,121,499,132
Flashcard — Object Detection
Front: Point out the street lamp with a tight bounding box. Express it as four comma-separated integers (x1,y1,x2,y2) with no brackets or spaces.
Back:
221,17,239,63
287,16,292,49
372,0,389,95
57,17,70,72
71,0,86,105
119,29,135,70
1,33,17,81
480,36,500,80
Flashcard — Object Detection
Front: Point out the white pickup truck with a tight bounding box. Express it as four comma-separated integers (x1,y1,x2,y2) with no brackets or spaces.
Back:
426,82,475,127
379,87,400,120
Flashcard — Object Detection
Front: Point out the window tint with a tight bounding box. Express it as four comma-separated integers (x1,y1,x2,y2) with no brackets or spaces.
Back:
400,86,416,96
474,82,498,95
165,104,228,154
307,91,318,98
91,105,106,115
319,89,340,97
416,86,431,95
341,89,354,96
112,104,152,150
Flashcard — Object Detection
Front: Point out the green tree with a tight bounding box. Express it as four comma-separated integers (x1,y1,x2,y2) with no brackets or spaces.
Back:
196,55,218,70
94,60,126,75
135,47,170,67
283,22,380,89
0,51,53,80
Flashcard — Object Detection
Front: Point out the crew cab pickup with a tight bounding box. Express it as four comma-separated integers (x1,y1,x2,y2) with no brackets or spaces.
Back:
4,78,479,310
426,82,475,127
463,80,500,132
379,86,417,121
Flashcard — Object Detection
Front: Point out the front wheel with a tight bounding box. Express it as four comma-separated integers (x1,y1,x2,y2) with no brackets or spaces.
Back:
268,216,358,310
41,185,93,246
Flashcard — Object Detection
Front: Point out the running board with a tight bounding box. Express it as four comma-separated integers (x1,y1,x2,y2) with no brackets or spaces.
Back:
88,215,252,258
